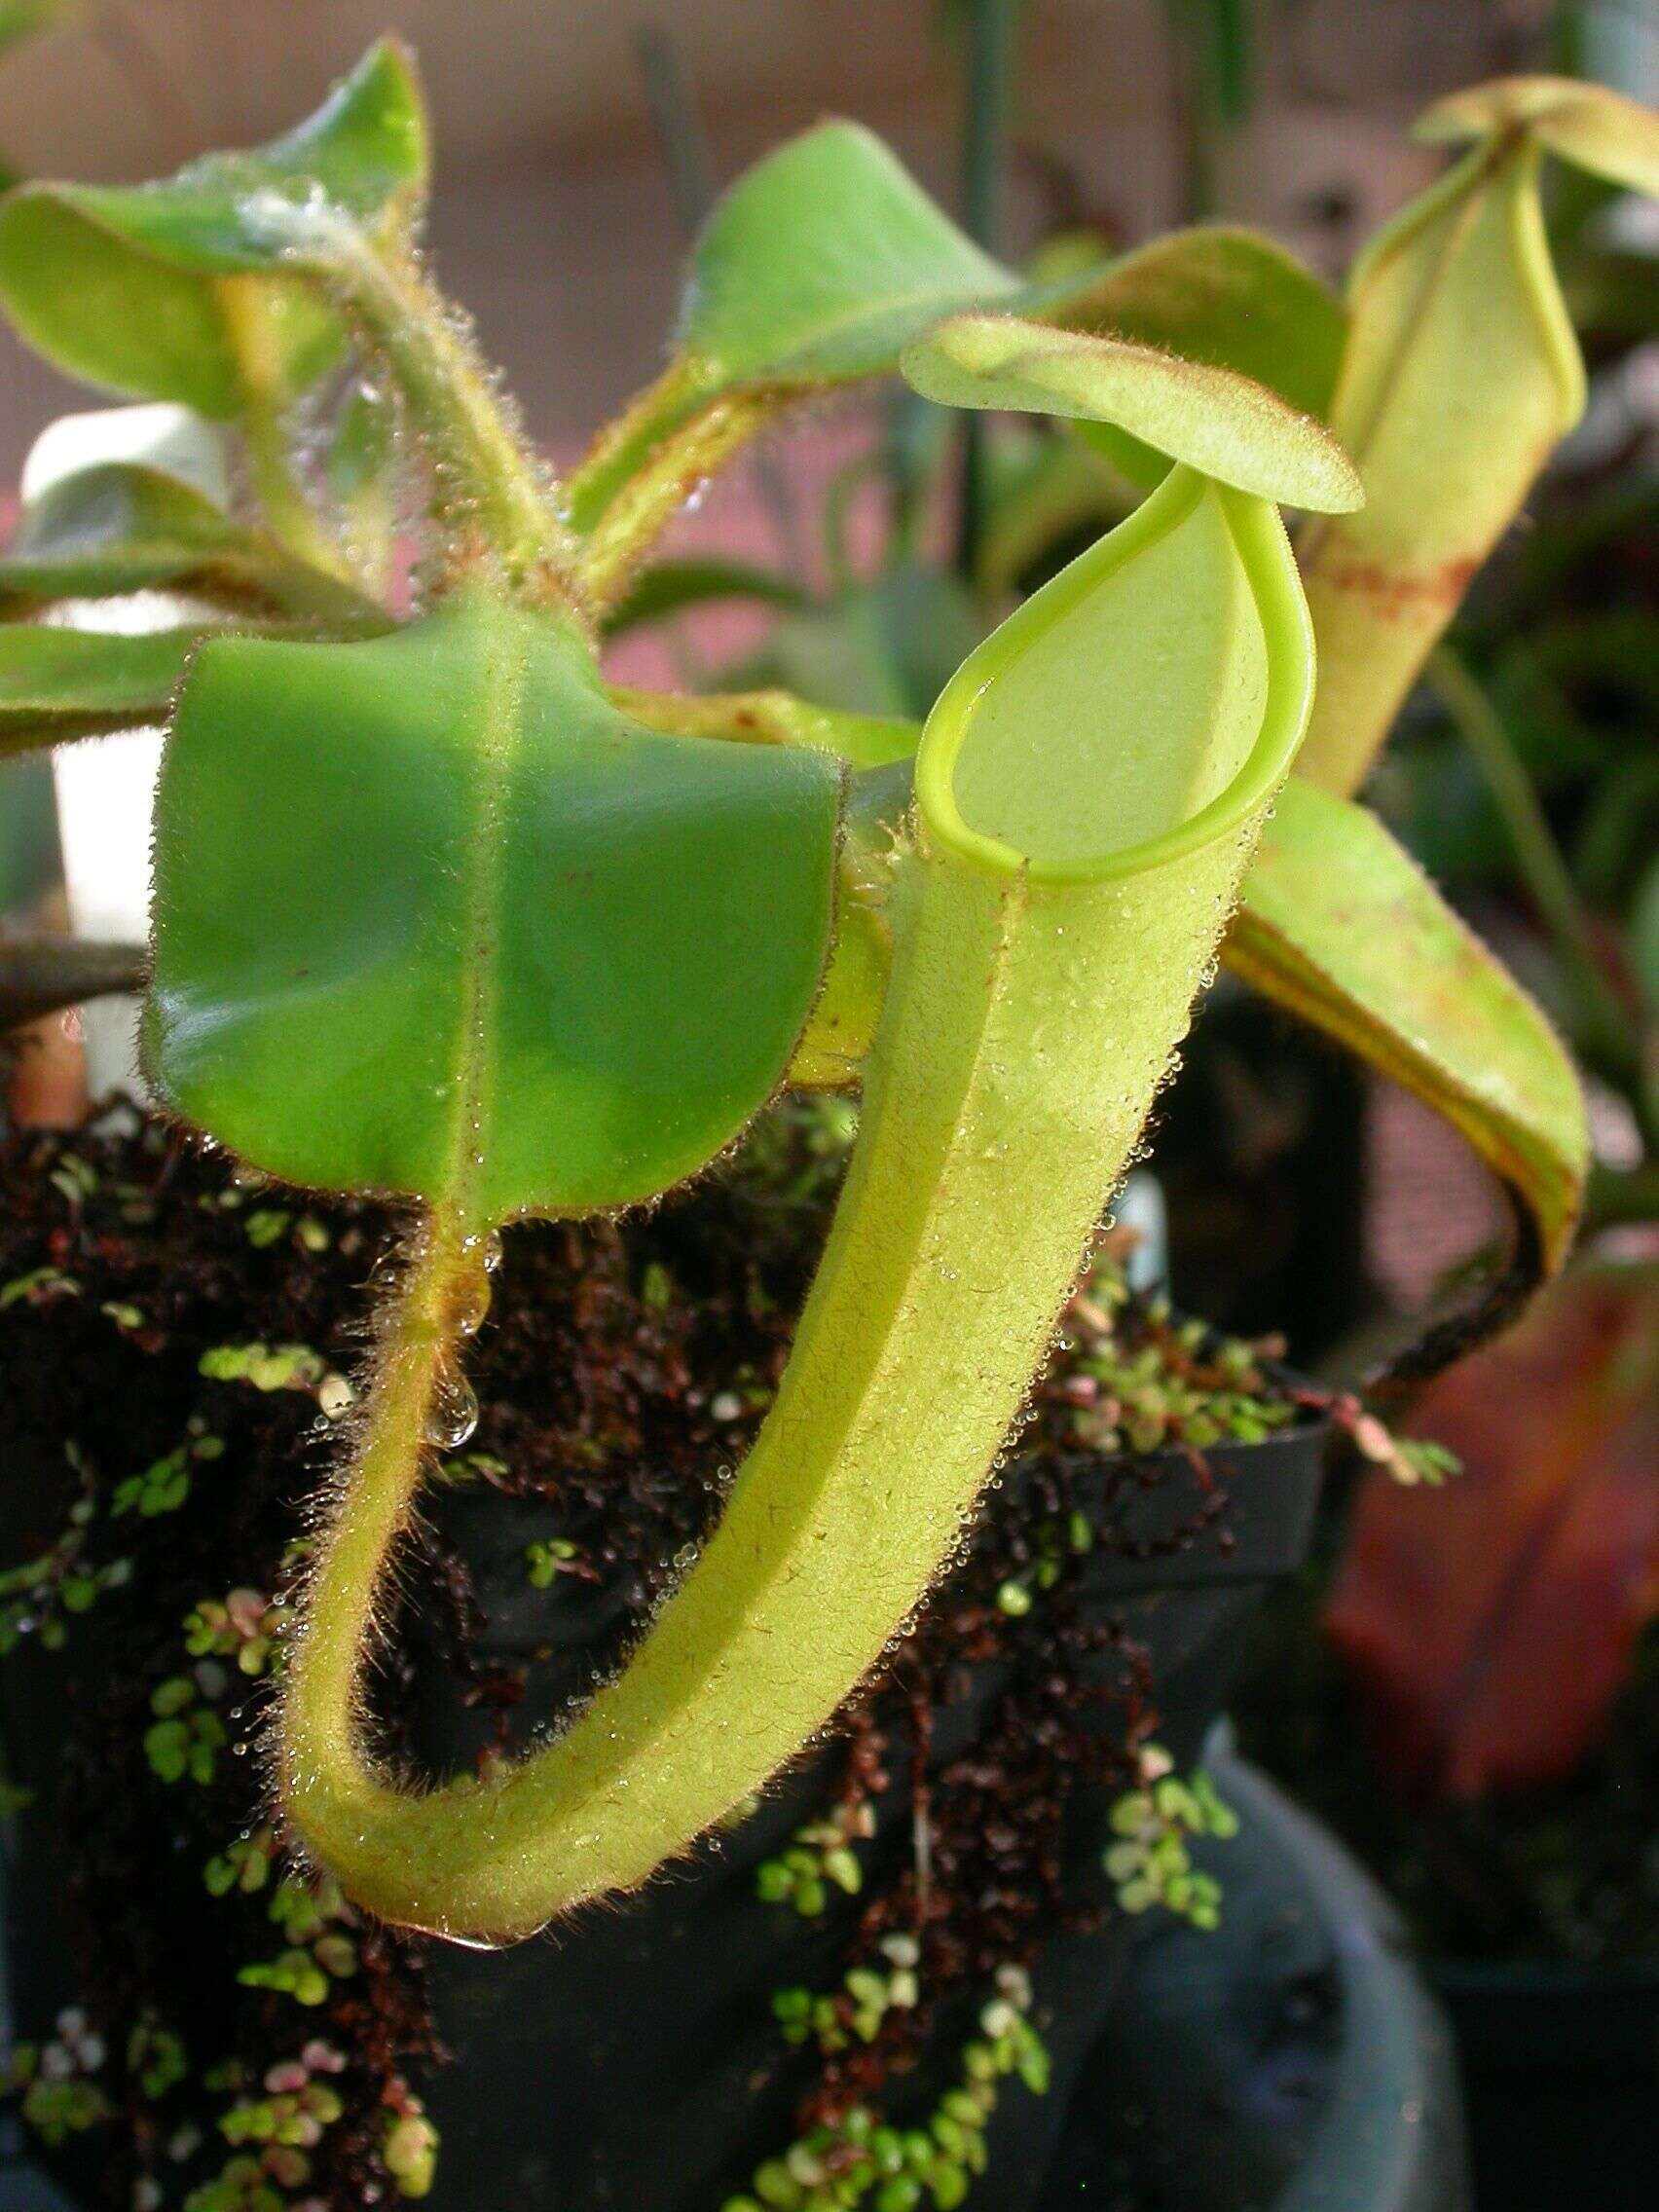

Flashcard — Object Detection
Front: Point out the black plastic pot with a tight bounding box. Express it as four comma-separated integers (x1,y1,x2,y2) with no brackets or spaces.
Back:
2,1422,1328,2211
1428,1957,1659,2212
403,1423,1330,2209
1043,1742,1471,2212
1149,981,1375,1364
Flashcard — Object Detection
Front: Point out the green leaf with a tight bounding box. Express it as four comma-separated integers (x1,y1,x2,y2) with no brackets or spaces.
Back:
1419,75,1659,201
1226,779,1588,1273
0,39,427,417
565,122,1024,577
1045,223,1347,416
678,120,1019,386
147,588,845,1223
0,623,204,756
901,314,1362,513
612,686,917,1088
0,461,361,618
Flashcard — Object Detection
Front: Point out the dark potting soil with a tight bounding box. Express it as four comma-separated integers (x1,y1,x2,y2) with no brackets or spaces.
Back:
1233,1556,1659,1967
0,1098,1308,2210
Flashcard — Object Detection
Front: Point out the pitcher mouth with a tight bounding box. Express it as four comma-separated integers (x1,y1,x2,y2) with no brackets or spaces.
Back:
914,466,1313,888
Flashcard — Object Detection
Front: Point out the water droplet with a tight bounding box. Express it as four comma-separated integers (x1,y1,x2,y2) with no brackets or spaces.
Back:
425,1368,479,1452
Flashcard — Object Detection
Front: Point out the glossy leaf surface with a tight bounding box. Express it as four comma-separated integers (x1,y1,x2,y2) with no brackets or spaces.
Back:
147,589,844,1223
1329,1267,1659,1796
0,40,426,416
1227,779,1588,1274
901,314,1363,513
0,623,203,755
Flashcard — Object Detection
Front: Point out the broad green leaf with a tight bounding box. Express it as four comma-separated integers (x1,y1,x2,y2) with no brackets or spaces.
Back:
147,589,845,1224
613,686,917,1088
1037,226,1347,487
902,314,1363,513
0,623,204,756
0,40,427,417
1048,227,1346,420
1226,778,1588,1272
678,121,1018,386
0,461,365,620
1419,75,1659,200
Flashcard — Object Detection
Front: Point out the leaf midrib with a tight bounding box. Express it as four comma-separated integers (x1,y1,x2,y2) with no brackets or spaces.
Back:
442,604,518,1231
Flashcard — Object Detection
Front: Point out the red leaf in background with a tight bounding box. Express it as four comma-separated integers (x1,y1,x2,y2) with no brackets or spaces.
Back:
1327,1267,1659,1800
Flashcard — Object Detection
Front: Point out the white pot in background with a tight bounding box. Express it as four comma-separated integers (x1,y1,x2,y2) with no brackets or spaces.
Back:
31,405,230,1098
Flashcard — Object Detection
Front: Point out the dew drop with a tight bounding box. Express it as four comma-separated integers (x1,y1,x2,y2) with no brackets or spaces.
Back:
425,1369,480,1452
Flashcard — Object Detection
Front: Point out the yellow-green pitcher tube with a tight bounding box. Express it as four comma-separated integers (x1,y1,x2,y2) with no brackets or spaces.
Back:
278,473,1315,1941
1295,133,1583,797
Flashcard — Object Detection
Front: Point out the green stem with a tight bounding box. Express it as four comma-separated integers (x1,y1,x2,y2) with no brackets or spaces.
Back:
1428,645,1648,1130
568,371,787,615
286,224,576,608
